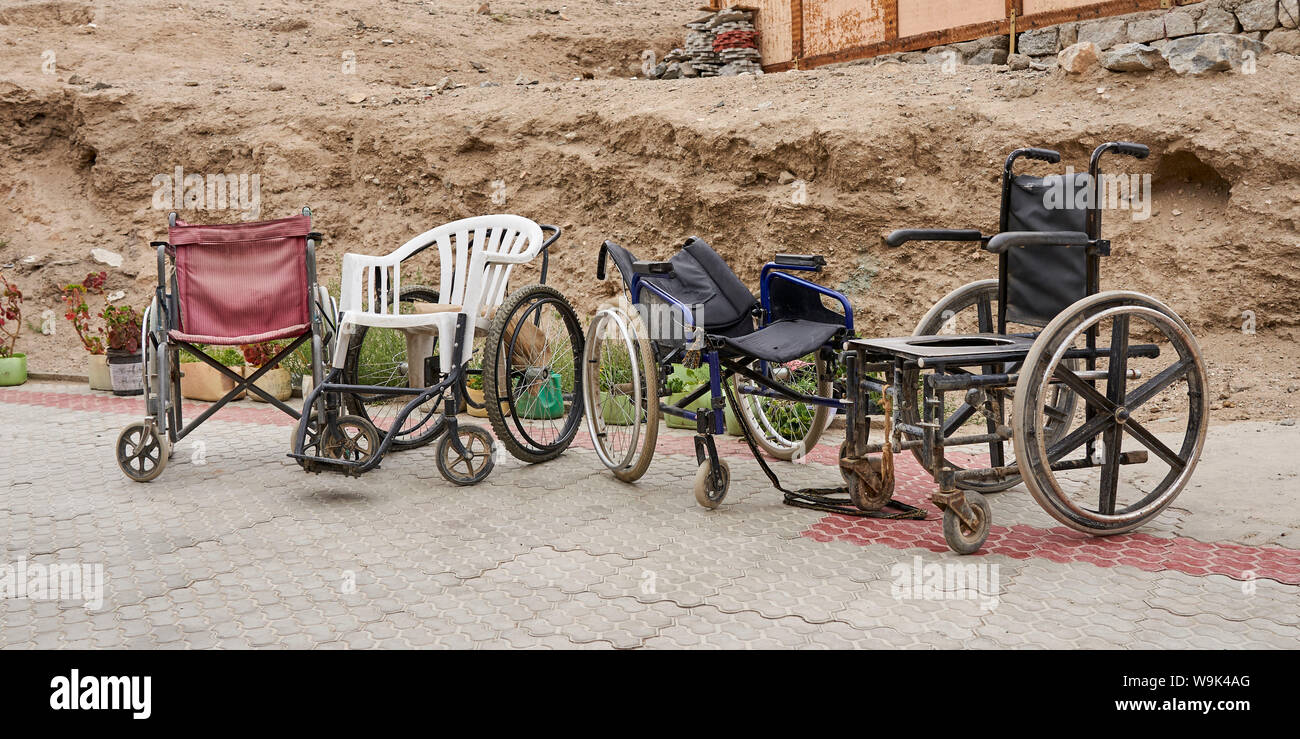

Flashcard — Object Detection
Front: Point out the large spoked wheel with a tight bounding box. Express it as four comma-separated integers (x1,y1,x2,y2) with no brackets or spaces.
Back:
436,424,497,485
116,421,169,482
582,306,659,482
482,284,585,464
900,279,1077,493
341,284,446,451
1013,291,1209,536
733,353,832,461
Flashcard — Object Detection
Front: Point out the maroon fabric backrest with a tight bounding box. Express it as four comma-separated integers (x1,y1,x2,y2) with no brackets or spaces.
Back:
168,214,311,340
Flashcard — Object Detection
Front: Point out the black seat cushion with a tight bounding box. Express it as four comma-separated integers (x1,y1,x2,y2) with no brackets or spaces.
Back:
719,319,841,364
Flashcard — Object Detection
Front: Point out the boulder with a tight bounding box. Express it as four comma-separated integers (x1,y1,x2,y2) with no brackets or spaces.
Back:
1161,32,1267,74
1236,0,1278,31
1197,7,1240,34
1127,14,1167,44
1263,27,1300,53
1077,18,1128,49
1165,10,1198,38
1101,42,1169,71
1282,0,1299,29
1007,52,1032,70
1018,27,1059,56
1058,41,1101,73
969,48,1009,65
1059,22,1079,48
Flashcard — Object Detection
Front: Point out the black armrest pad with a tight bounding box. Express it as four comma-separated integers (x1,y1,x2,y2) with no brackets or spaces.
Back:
632,260,673,276
885,229,983,247
985,231,1090,254
773,253,826,268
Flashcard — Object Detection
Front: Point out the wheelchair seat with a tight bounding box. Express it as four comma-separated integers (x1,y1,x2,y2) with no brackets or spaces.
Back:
602,237,845,363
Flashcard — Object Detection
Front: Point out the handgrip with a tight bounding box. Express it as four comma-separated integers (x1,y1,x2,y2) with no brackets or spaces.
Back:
597,241,609,280
884,229,983,247
1021,147,1061,163
1111,141,1150,159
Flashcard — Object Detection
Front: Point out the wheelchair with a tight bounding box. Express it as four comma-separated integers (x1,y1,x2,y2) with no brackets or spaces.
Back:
843,141,1209,553
290,214,584,484
584,237,921,517
116,209,334,481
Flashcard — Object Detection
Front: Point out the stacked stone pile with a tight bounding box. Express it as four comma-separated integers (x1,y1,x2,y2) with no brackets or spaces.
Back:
648,7,763,80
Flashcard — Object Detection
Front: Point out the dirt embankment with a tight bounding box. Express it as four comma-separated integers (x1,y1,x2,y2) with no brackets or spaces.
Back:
1,0,1298,423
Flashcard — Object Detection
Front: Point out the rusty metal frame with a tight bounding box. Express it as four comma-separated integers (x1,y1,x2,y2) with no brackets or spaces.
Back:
763,0,1167,71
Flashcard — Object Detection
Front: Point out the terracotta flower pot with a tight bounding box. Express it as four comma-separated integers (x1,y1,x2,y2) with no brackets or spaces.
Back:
466,387,508,418
0,353,27,387
179,361,245,401
247,366,292,402
87,354,113,391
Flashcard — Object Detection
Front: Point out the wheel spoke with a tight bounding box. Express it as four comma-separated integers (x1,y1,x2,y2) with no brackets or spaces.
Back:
1123,417,1186,470
1046,411,1111,463
1054,364,1116,415
1124,356,1194,410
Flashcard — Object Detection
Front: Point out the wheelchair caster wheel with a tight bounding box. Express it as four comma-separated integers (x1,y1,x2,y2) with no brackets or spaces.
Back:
840,441,892,512
436,424,496,486
321,414,379,470
117,421,168,482
693,459,730,510
942,492,991,555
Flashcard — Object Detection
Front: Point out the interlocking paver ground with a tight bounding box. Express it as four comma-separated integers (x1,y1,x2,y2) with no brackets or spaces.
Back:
1,381,1298,649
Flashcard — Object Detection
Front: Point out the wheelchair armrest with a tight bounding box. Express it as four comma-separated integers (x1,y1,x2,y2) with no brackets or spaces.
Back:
985,231,1090,254
884,229,984,247
632,260,673,276
772,253,826,270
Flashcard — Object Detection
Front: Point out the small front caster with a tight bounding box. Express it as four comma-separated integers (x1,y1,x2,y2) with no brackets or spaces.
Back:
693,458,730,509
941,491,992,555
436,423,496,485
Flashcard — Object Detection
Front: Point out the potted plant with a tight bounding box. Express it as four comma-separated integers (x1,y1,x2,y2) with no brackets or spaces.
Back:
179,345,247,401
664,364,741,434
464,370,509,418
102,303,143,396
241,341,292,402
598,355,637,426
0,273,26,387
61,271,112,390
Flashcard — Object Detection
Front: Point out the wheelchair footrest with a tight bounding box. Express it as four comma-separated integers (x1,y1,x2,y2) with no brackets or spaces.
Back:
782,489,927,520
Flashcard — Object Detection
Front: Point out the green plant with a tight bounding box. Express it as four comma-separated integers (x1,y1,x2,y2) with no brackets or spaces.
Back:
101,304,142,354
61,271,107,355
0,272,23,358
180,345,245,366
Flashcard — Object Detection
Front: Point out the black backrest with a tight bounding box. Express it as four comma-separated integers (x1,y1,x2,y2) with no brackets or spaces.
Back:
1001,173,1090,327
602,237,756,338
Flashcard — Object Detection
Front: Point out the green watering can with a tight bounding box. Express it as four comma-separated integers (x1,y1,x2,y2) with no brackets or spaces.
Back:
517,369,565,420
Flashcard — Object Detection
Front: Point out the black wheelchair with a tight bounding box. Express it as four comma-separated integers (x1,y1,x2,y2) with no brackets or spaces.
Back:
842,142,1209,553
583,236,921,518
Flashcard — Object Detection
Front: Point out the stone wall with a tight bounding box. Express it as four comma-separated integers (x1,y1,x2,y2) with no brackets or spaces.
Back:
865,0,1298,74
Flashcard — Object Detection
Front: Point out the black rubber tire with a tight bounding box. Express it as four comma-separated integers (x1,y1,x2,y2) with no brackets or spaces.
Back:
481,284,585,464
435,424,497,485
117,421,168,482
340,284,446,450
942,492,991,555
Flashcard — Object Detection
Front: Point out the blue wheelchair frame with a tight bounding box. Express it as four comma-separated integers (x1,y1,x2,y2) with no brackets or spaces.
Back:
628,259,853,437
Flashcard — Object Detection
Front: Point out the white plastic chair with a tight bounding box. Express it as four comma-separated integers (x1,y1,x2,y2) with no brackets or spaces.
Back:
332,214,545,385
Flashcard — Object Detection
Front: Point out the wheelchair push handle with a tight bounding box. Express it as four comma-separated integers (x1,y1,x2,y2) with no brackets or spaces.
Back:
1022,147,1061,164
1103,141,1150,160
597,240,610,280
540,224,562,251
